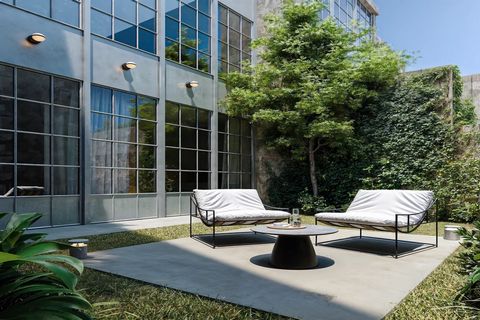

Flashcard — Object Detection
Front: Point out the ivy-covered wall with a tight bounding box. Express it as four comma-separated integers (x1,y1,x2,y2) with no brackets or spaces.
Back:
262,66,480,222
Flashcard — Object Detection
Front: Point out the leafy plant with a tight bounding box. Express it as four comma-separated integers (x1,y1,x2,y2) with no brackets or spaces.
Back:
297,189,327,215
0,212,92,319
456,222,480,305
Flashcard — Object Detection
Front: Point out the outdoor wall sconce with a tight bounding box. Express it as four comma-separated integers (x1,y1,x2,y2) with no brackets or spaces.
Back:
122,62,137,70
186,81,199,88
27,33,46,44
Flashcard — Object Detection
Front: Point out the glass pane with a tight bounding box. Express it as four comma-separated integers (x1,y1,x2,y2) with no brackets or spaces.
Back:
54,78,79,107
115,169,136,193
91,168,112,194
198,109,210,129
166,102,179,123
229,47,241,66
229,29,240,48
198,151,210,171
139,29,156,53
166,17,179,40
92,141,112,167
181,171,196,192
242,155,251,172
17,133,50,164
114,19,136,47
198,13,210,35
0,98,14,130
198,172,210,189
198,32,210,53
139,170,156,192
242,52,251,63
229,173,240,189
140,0,155,9
218,114,227,132
17,101,50,134
0,64,14,97
229,12,240,30
242,20,252,36
198,0,209,15
241,137,251,155
241,119,251,136
92,86,112,113
54,107,79,136
198,53,210,73
181,149,196,170
181,127,196,148
138,96,156,120
183,0,196,8
242,173,251,189
114,91,136,117
91,9,112,38
229,135,240,153
197,130,210,150
181,3,196,27
229,154,241,172
17,69,51,103
139,120,156,145
0,165,13,195
219,24,227,43
0,132,14,163
181,106,196,127
181,24,196,48
229,118,240,134
242,36,251,53
219,5,227,24
114,117,136,142
218,152,228,171
53,167,79,195
165,124,179,146
218,172,228,189
52,0,80,26
139,5,156,31
17,165,50,195
181,46,196,68
166,171,179,192
166,148,179,169
115,0,136,23
92,0,111,13
229,64,240,73
218,133,227,152
16,0,50,16
115,143,137,168
54,136,79,165
166,0,179,19
91,113,112,140
165,40,179,61
219,42,228,61
139,145,156,168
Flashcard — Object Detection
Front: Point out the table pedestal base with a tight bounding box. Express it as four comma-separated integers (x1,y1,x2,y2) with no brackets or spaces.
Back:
270,235,318,269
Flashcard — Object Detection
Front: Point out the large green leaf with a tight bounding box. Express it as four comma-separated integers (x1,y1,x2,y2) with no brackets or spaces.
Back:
16,241,68,257
0,213,43,252
27,254,84,274
0,252,20,263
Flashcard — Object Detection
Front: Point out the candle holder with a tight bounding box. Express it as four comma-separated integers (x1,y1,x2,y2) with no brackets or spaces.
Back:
68,239,89,259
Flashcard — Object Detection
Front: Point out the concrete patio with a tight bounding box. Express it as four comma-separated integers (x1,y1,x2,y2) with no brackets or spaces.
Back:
85,228,459,320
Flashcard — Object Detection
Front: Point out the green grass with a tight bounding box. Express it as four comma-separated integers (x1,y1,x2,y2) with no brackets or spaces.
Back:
70,218,477,319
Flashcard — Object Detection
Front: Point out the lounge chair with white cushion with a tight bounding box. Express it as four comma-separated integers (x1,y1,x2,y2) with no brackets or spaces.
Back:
315,189,437,258
190,189,291,248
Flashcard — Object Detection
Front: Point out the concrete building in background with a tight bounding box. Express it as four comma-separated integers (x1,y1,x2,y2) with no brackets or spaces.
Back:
462,74,480,124
0,0,378,228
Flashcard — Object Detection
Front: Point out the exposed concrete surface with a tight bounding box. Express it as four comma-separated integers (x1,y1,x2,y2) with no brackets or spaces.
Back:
30,216,193,240
462,74,480,124
85,228,459,320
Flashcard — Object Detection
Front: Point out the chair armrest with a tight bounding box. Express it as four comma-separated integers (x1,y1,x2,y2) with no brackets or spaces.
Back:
264,204,290,212
190,194,216,221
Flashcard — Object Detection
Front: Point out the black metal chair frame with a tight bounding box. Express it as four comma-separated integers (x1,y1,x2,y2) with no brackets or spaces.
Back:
190,194,290,248
315,198,438,258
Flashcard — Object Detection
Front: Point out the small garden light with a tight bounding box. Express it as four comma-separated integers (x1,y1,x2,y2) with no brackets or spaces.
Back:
122,62,137,70
186,81,199,88
68,238,89,259
27,33,46,44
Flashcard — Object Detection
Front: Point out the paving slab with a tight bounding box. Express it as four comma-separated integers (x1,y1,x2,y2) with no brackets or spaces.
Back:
84,228,459,320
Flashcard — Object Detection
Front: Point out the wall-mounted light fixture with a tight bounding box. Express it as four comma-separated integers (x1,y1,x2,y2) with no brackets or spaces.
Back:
122,62,137,70
27,33,46,44
186,81,199,88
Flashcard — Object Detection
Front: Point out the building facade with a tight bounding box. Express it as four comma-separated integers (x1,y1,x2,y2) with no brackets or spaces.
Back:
0,0,378,228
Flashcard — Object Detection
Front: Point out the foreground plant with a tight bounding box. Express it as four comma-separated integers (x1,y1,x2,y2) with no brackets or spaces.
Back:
456,222,480,305
0,212,92,319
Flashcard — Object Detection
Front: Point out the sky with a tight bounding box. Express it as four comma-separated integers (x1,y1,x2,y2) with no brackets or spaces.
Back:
375,0,480,76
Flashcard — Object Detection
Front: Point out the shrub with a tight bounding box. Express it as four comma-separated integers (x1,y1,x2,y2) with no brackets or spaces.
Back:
456,222,480,305
297,189,327,215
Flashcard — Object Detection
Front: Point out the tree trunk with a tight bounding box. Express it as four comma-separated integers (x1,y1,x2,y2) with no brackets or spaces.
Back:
308,138,319,197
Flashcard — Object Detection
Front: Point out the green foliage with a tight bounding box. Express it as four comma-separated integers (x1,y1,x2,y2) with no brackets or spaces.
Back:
0,212,92,319
297,189,327,215
456,223,480,305
266,162,310,210
455,99,478,126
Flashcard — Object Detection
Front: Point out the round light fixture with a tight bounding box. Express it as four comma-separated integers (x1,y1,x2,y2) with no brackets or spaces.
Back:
27,33,46,44
122,62,137,70
186,81,199,88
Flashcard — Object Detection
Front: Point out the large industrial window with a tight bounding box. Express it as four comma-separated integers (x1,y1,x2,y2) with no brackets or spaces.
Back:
319,0,330,21
91,0,157,54
218,114,252,189
218,4,252,74
165,102,211,192
1,0,81,27
334,0,354,31
91,85,157,195
0,63,81,226
165,0,211,73
357,1,373,30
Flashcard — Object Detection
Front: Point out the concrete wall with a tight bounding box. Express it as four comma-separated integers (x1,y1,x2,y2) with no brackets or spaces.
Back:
462,74,480,124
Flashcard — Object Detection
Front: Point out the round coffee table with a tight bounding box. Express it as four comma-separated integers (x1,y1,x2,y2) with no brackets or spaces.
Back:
251,225,338,269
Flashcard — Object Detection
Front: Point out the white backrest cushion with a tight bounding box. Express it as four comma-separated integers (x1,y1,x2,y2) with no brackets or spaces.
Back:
347,190,434,217
193,189,265,213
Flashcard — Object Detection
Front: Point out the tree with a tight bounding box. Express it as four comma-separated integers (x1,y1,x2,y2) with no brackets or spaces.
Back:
221,0,405,196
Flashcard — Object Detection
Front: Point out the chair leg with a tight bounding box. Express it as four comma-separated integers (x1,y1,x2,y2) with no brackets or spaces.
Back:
189,212,192,238
435,209,438,247
359,229,362,238
212,223,216,249
315,218,318,245
395,228,399,259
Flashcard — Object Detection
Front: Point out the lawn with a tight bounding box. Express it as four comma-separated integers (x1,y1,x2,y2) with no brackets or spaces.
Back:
71,218,477,319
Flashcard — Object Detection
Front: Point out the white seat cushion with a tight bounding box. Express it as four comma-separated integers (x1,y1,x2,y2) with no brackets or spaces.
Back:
202,209,290,223
315,189,434,227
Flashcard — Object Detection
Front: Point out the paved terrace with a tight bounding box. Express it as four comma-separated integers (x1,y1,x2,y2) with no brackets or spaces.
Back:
84,228,459,320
